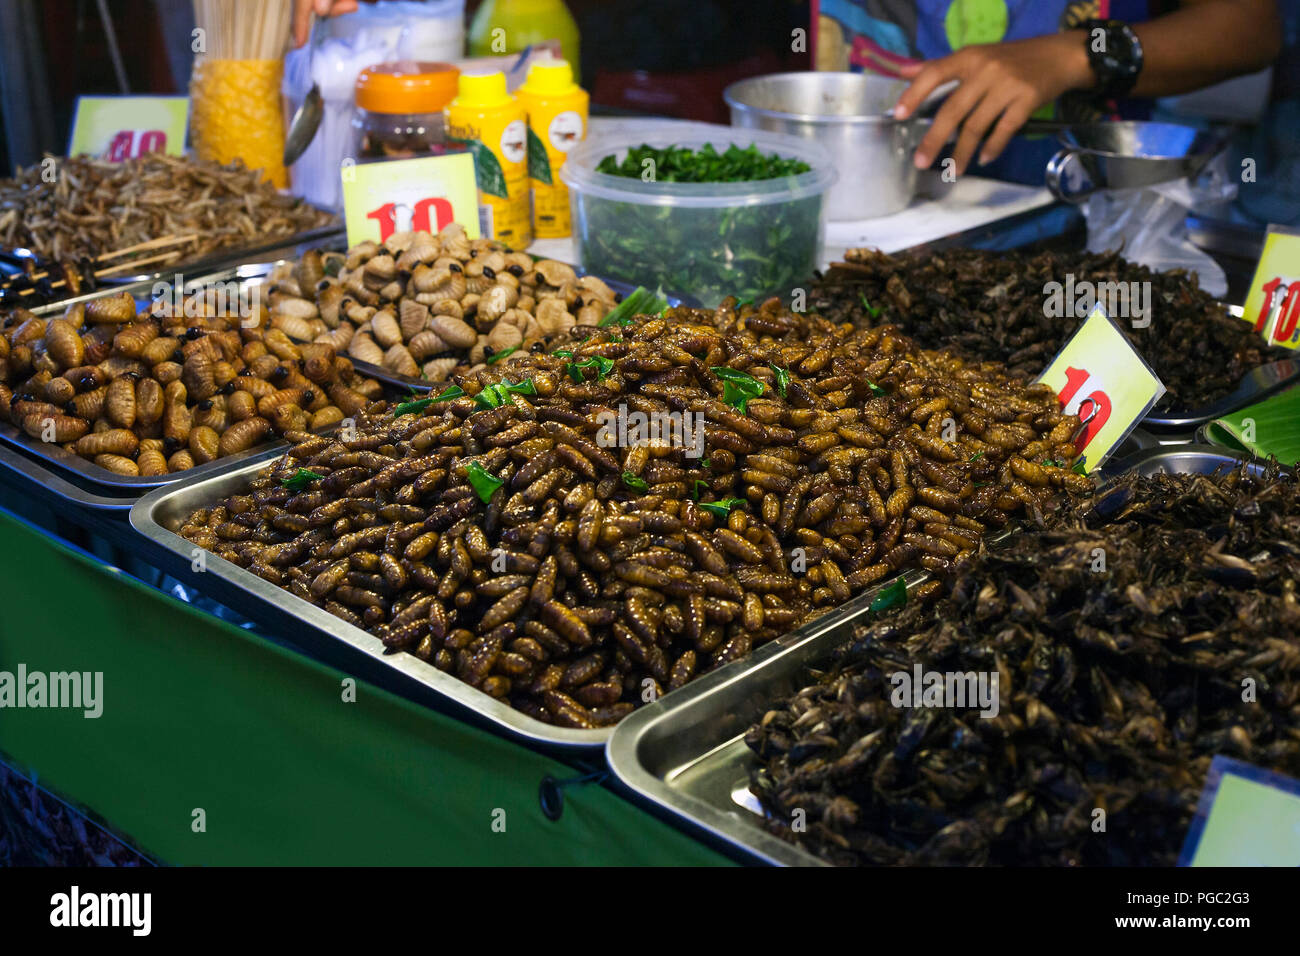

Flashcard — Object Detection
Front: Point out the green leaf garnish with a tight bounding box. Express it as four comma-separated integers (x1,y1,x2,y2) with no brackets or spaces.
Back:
690,478,709,500
552,349,574,359
281,468,324,491
599,285,669,327
869,577,907,613
1072,458,1088,475
486,345,518,365
621,471,648,492
594,143,811,183
711,366,765,414
859,292,881,319
968,451,984,462
769,363,789,399
431,385,465,403
472,378,536,409
866,380,886,397
393,397,434,417
565,355,615,383
1041,459,1064,468
699,496,746,519
465,461,504,503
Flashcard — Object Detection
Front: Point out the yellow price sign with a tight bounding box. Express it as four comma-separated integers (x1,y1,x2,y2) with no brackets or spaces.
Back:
1241,224,1300,349
1037,304,1166,472
1181,757,1300,866
68,96,189,160
341,153,481,248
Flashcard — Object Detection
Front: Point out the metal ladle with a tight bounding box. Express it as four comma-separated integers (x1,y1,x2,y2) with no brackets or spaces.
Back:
283,17,323,169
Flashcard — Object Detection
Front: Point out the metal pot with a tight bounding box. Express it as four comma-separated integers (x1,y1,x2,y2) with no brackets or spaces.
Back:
724,72,926,221
1046,121,1226,203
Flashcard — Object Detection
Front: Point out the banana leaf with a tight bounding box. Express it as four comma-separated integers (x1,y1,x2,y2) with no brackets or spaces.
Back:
1203,384,1300,465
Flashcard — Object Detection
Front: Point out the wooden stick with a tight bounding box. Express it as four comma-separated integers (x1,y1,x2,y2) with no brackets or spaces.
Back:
94,249,186,276
95,233,199,261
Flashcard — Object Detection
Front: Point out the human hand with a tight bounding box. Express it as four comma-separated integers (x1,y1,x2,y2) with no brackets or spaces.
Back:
892,32,1092,175
293,0,361,48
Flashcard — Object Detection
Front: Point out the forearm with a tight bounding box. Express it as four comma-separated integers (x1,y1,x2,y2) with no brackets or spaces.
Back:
1127,0,1282,97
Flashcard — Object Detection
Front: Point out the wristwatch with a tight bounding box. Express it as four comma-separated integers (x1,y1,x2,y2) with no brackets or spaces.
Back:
1083,19,1144,98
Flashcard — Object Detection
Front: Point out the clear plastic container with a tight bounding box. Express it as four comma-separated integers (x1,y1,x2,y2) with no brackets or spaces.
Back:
560,124,835,307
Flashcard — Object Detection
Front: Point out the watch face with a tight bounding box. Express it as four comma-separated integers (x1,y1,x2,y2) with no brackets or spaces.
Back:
1088,20,1142,95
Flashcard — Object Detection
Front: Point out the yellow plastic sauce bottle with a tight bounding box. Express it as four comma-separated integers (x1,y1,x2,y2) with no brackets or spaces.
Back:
516,59,588,240
446,72,533,248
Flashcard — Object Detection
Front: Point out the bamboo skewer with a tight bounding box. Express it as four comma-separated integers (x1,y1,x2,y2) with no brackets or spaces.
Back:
90,249,187,276
94,233,199,262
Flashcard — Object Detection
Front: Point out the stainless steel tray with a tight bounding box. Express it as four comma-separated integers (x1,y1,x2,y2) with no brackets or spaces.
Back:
1143,305,1300,431
130,450,611,750
0,416,306,494
606,447,1279,866
129,450,920,752
0,438,136,512
7,268,415,494
3,218,342,312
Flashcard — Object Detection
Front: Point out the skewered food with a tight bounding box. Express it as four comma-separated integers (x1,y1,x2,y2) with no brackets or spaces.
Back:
812,247,1284,411
263,226,618,382
175,297,1083,727
0,153,334,264
747,462,1300,866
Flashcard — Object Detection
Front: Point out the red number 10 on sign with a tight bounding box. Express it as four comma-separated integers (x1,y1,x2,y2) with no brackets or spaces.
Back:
1253,276,1300,344
105,130,167,161
366,198,455,243
1058,366,1112,452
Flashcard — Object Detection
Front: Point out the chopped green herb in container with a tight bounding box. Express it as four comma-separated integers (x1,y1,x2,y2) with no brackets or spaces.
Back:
560,125,834,308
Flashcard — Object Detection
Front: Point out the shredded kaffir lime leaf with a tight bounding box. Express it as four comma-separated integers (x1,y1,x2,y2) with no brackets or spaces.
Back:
869,578,907,613
699,497,746,519
281,468,323,491
465,461,504,503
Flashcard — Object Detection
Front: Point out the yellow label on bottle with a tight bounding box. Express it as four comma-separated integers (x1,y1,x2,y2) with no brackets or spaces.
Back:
447,104,532,248
517,89,588,239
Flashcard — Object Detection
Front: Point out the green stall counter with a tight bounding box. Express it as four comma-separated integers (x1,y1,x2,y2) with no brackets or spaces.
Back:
0,509,731,866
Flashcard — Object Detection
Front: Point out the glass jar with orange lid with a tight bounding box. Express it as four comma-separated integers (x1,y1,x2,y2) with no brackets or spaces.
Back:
352,61,463,161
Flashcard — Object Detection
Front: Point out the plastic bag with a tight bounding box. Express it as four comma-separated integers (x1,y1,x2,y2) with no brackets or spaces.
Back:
1083,153,1236,299
282,0,465,210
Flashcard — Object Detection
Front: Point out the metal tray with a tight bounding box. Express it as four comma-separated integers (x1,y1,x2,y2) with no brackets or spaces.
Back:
0,439,137,512
6,270,417,493
1143,305,1300,431
0,416,313,494
2,217,342,312
130,450,611,750
606,446,1280,866
129,450,922,752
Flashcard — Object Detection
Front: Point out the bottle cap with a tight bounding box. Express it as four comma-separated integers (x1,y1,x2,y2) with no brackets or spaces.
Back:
453,71,513,110
521,59,576,96
356,61,459,114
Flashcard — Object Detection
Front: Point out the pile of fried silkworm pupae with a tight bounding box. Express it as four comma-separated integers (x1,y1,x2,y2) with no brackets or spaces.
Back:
177,298,1088,728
